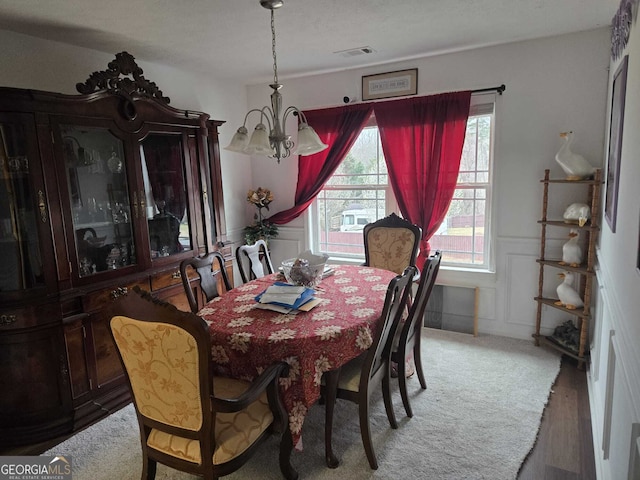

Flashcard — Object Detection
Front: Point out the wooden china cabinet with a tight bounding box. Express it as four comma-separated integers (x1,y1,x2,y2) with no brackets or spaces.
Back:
0,52,230,446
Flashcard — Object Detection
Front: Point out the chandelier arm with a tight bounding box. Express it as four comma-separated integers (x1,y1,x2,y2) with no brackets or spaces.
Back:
242,108,269,126
295,110,309,124
259,106,275,132
282,106,301,125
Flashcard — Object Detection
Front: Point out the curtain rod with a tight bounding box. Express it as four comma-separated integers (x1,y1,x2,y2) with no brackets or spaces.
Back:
472,84,506,95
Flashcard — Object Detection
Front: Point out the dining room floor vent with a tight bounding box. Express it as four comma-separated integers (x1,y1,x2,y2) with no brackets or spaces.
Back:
424,284,478,336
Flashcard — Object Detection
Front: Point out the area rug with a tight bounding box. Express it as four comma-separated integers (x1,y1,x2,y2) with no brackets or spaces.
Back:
44,329,560,479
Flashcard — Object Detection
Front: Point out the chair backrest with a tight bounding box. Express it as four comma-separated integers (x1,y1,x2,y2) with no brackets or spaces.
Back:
400,251,442,347
361,265,417,389
363,213,422,274
235,239,274,284
110,287,293,479
109,286,213,447
180,252,231,313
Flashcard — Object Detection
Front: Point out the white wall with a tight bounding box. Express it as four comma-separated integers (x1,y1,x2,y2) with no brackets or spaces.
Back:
246,28,612,340
588,10,640,479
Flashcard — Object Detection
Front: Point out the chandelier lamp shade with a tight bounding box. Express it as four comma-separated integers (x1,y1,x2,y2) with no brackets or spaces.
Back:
224,0,328,163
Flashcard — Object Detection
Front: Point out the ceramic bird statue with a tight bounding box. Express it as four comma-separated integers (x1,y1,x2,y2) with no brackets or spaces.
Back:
555,131,595,180
555,271,584,310
563,203,591,227
561,229,583,267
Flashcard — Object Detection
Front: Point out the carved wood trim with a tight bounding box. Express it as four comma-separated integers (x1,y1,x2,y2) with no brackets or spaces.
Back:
75,51,170,104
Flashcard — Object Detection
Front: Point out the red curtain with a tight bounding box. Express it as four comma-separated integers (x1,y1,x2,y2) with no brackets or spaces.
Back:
267,103,373,225
373,91,471,270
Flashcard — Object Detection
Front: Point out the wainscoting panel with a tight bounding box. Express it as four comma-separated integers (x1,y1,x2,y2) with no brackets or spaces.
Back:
607,336,639,480
503,250,564,331
602,331,616,460
588,255,640,480
266,226,307,266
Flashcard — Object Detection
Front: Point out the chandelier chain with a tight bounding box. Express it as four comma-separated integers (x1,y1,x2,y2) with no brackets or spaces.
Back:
271,8,279,85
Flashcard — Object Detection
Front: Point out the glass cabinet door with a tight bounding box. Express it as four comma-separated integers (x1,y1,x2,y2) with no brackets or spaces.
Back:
0,117,45,292
61,125,135,277
140,133,192,259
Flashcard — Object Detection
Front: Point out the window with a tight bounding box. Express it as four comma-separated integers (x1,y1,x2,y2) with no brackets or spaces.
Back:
311,97,494,269
430,101,494,269
313,120,393,259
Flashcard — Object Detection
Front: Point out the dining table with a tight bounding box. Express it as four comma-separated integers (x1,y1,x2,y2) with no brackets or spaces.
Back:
197,264,397,467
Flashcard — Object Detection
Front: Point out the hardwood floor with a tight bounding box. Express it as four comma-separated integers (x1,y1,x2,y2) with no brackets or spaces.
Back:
518,356,597,480
3,355,598,480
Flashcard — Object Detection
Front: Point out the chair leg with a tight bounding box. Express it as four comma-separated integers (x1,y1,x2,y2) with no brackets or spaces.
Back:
414,341,427,390
279,428,299,480
142,456,156,480
382,365,398,429
359,397,378,470
323,369,340,468
397,351,413,418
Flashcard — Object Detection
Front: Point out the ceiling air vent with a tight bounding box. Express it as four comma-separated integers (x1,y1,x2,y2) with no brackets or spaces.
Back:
334,46,376,58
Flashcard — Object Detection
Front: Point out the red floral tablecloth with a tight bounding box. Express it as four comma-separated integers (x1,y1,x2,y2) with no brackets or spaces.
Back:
198,265,396,449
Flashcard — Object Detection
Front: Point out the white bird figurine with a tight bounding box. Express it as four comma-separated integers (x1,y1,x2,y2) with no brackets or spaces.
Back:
555,131,596,180
563,203,591,227
555,271,584,310
561,229,583,267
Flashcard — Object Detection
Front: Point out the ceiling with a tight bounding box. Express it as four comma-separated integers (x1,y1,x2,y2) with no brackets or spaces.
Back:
0,0,617,84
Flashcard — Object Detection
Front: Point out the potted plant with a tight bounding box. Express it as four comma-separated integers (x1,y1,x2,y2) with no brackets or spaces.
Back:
243,187,278,245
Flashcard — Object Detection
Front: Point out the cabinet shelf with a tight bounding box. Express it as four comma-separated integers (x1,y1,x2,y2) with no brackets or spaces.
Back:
532,334,590,362
540,177,600,185
534,296,591,319
536,259,594,275
534,168,602,369
537,219,600,230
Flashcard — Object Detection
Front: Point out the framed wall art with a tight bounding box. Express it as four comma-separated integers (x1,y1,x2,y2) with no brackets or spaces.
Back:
362,68,417,101
605,55,628,233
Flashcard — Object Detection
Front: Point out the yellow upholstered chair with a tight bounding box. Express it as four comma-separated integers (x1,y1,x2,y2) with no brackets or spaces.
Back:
391,250,442,418
363,213,421,274
109,286,296,480
235,239,274,284
321,266,416,470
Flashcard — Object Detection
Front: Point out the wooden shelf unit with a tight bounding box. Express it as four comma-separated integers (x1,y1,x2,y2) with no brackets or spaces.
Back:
533,168,602,369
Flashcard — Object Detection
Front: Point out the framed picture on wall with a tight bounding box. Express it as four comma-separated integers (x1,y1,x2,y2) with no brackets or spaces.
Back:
362,68,418,101
605,55,628,233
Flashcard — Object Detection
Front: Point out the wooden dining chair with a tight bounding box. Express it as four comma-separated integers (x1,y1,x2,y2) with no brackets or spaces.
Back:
321,265,416,470
363,213,422,274
109,286,297,480
235,239,274,284
391,250,442,418
180,252,232,313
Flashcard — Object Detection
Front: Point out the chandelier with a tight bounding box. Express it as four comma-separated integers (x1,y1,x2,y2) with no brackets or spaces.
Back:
224,0,328,163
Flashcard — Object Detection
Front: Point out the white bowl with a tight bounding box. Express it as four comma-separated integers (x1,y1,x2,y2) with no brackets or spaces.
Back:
281,258,324,287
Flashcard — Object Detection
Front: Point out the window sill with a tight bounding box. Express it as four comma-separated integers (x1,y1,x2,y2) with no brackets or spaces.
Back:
326,256,496,287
